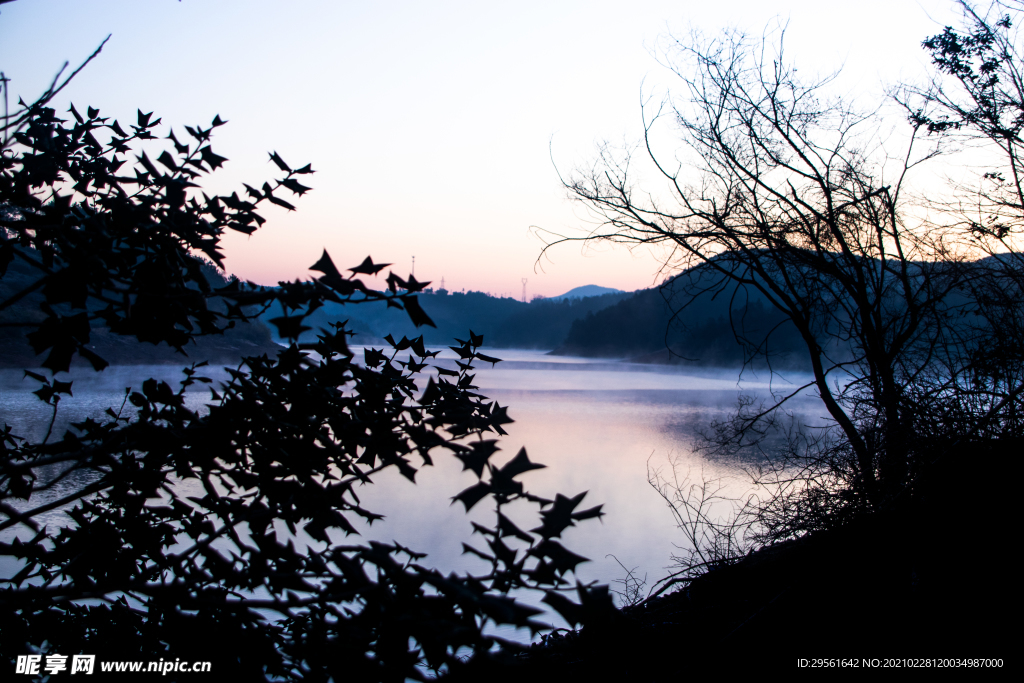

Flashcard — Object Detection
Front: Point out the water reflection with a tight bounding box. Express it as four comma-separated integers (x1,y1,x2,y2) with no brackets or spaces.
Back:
344,349,825,640
1,349,826,641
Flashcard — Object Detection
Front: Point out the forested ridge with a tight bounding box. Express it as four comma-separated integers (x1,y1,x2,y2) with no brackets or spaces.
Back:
265,288,633,350
554,256,809,366
0,249,280,367
11,249,999,371
0,261,827,369
554,252,1019,369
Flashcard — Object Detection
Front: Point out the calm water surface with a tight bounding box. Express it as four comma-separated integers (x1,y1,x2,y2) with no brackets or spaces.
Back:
1,348,826,641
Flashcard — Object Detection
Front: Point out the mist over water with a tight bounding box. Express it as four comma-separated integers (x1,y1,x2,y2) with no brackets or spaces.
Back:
365,349,823,639
0,349,826,642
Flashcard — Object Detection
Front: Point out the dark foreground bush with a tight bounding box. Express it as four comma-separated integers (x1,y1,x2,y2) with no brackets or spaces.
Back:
0,61,611,680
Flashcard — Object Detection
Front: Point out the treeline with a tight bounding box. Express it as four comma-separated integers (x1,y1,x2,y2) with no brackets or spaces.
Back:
552,253,1015,369
554,291,806,366
0,252,279,367
263,288,634,349
262,265,814,364
3,250,882,369
554,261,814,367
1,254,825,368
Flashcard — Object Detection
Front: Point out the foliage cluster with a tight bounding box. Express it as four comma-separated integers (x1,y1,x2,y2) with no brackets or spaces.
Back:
0,49,611,680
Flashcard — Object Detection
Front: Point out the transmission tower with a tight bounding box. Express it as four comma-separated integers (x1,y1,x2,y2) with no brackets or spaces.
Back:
521,278,527,303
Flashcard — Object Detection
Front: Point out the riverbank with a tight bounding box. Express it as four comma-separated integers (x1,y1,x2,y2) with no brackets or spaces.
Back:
459,437,1015,679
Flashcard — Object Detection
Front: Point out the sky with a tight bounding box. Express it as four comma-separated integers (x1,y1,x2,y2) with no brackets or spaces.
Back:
1,0,964,298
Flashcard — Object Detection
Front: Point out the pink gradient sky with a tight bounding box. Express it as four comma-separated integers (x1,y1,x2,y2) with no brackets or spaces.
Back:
2,0,960,297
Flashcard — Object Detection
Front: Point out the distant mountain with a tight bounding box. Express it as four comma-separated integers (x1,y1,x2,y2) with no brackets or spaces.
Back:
548,285,625,301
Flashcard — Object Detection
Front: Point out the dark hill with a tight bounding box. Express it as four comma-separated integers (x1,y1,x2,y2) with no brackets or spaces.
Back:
263,288,633,349
0,251,279,368
554,262,810,368
550,251,1005,368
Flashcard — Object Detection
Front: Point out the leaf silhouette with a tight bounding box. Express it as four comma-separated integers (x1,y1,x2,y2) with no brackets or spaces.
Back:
309,250,343,280
349,256,390,275
401,296,435,328
280,178,312,196
268,315,311,339
497,447,546,480
455,440,500,477
269,151,291,172
452,482,492,512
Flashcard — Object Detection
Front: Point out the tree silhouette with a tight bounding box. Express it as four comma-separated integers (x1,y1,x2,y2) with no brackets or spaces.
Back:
0,51,611,680
551,5,1023,567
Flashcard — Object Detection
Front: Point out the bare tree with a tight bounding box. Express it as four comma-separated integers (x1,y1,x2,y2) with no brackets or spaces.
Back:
549,18,1022,558
644,456,755,596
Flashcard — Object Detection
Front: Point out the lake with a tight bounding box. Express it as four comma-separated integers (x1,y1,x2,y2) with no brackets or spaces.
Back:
0,348,826,641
